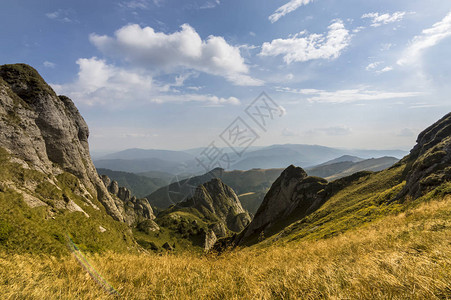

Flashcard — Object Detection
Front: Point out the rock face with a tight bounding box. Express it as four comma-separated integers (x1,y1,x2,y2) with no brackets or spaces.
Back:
179,178,251,234
171,178,251,250
0,64,123,221
100,175,157,228
236,165,328,245
397,112,451,199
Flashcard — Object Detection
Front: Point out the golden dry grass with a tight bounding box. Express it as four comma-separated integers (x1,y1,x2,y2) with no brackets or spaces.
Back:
1,196,450,300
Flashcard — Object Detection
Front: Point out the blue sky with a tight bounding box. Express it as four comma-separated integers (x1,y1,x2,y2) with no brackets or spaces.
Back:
1,0,451,152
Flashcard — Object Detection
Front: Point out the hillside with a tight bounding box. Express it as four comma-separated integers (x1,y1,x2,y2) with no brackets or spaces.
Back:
307,156,399,180
236,112,451,246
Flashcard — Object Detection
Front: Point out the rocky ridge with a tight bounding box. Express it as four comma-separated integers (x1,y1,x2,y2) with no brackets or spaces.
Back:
100,174,159,232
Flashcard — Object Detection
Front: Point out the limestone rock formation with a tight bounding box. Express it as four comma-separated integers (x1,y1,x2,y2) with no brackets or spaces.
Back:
0,64,124,221
100,174,157,228
167,178,251,250
179,178,251,234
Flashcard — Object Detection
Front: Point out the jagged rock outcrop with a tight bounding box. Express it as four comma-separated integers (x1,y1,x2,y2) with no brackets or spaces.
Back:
100,174,157,228
0,64,124,221
179,178,251,234
170,178,251,250
236,165,328,245
397,112,451,199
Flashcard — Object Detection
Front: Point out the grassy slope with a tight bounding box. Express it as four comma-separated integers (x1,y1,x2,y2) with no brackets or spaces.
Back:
0,148,136,255
1,193,449,299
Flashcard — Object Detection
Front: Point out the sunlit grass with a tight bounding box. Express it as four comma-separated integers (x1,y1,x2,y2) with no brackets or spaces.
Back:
1,196,449,299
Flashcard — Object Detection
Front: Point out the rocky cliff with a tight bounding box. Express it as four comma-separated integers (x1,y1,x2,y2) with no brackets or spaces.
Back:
397,112,451,199
0,64,121,221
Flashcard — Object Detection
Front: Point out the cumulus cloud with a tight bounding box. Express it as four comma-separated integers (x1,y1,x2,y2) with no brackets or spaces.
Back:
269,0,314,23
52,57,240,107
52,57,153,106
361,11,406,27
397,12,451,66
89,24,262,86
279,87,421,103
260,20,350,64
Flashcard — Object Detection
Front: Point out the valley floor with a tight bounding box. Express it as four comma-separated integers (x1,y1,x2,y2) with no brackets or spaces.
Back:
1,196,450,299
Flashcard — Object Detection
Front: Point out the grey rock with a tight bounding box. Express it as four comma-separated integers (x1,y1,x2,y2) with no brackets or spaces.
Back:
177,178,251,235
101,175,111,189
137,219,160,234
204,230,217,251
109,180,119,195
118,187,131,202
0,64,124,221
397,112,451,199
237,165,328,245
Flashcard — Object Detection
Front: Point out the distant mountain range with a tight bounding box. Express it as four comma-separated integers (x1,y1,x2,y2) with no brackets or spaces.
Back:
93,145,408,174
306,156,399,180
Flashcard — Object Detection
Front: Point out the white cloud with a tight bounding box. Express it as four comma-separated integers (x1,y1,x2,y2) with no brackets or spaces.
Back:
269,0,314,23
119,0,149,9
43,61,56,68
366,62,381,71
200,0,220,9
378,66,393,73
279,87,421,103
90,24,262,86
260,20,350,64
366,62,393,73
380,43,393,51
52,57,153,106
361,11,407,27
150,94,240,106
398,12,451,66
45,9,74,23
52,57,240,107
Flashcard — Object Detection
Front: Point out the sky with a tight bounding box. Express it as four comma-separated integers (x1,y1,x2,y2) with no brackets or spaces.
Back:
1,0,451,153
